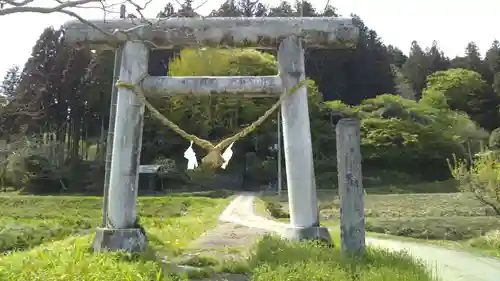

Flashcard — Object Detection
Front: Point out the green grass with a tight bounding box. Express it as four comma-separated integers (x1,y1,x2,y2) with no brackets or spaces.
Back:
0,192,232,254
0,236,169,281
0,192,232,280
247,236,436,281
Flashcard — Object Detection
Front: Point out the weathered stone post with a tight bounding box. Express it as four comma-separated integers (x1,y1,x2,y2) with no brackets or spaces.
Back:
336,118,365,254
100,47,122,228
279,36,330,243
101,4,127,228
92,41,148,252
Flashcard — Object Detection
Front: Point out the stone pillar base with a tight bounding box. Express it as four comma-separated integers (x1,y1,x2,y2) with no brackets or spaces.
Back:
92,227,147,253
282,226,333,246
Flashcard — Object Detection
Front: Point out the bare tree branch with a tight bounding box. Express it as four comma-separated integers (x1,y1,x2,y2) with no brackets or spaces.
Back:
0,0,127,42
3,0,35,7
0,0,100,16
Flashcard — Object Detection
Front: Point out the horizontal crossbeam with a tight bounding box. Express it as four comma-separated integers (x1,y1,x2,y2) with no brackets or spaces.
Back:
63,17,358,48
141,75,283,97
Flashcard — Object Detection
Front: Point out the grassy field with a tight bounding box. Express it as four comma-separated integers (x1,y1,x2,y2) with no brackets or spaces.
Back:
0,190,438,281
260,181,500,257
0,191,232,280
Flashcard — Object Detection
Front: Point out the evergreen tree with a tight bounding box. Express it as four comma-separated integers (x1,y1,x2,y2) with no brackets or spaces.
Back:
485,40,500,74
426,41,450,73
387,45,408,68
465,42,483,73
402,41,429,99
267,1,294,16
9,27,66,136
0,65,20,101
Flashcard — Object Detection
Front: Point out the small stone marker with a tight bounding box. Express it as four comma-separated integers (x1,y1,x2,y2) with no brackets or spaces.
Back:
336,118,365,254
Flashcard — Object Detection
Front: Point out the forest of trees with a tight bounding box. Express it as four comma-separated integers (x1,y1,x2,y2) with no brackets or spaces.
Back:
0,0,499,194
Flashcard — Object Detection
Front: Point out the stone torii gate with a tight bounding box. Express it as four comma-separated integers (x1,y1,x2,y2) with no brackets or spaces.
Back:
63,17,359,252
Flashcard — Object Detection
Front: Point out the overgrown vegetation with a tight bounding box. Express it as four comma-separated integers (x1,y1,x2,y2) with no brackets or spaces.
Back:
449,150,500,214
0,193,231,254
247,236,435,281
468,230,500,257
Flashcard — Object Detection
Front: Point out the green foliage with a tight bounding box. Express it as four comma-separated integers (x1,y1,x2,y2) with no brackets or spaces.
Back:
5,141,60,193
420,67,500,131
419,89,449,108
448,151,500,214
468,230,500,257
324,100,356,117
360,117,464,179
327,94,485,180
169,48,278,76
421,68,486,112
489,128,500,149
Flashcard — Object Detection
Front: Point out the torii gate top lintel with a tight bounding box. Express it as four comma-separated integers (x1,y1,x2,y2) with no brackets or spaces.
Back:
63,17,359,49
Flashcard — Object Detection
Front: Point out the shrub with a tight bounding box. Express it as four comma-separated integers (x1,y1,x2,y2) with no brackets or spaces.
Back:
420,68,486,113
489,128,500,149
264,200,289,219
361,117,465,180
468,230,500,252
448,150,500,214
5,144,61,194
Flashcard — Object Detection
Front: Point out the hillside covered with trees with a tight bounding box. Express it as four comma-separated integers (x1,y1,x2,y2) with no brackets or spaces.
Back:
0,0,499,194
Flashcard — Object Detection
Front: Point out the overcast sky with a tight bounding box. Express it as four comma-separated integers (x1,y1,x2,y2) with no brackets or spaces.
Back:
0,0,498,77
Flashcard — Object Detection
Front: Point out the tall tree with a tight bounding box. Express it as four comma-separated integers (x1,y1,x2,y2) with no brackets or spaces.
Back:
10,27,66,136
465,42,483,73
267,1,294,16
387,45,408,68
293,0,316,16
484,40,500,74
426,41,450,72
402,41,429,99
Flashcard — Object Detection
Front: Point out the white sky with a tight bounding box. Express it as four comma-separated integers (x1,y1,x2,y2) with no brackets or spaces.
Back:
0,0,499,77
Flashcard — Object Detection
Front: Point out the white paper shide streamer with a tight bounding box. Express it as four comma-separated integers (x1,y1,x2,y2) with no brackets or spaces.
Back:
183,141,234,170
221,142,234,170
184,141,198,170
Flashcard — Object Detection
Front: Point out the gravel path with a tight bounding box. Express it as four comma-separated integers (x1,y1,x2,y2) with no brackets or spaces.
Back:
220,193,500,281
